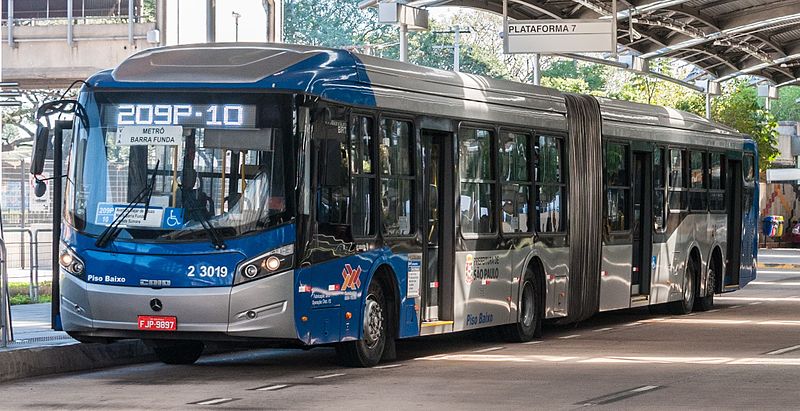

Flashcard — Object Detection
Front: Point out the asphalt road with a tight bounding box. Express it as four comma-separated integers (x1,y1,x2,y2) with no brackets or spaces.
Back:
3,267,800,410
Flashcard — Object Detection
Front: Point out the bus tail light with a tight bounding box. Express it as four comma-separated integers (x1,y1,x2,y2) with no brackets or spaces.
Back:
234,244,294,285
59,243,85,277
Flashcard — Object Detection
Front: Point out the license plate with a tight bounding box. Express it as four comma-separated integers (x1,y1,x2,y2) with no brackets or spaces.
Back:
137,315,177,331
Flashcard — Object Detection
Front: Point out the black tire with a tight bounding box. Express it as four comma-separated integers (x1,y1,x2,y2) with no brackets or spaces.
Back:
669,261,696,315
695,264,716,311
152,341,204,365
504,277,542,342
336,281,387,367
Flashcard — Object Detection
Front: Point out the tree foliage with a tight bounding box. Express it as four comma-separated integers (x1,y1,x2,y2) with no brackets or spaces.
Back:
769,86,800,122
713,80,780,169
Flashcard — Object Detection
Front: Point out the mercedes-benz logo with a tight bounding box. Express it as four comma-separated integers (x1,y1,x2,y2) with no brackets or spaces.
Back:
149,298,163,312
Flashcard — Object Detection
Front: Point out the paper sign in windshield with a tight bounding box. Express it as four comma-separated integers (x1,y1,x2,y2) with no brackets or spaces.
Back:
96,202,163,228
117,126,182,146
95,203,185,229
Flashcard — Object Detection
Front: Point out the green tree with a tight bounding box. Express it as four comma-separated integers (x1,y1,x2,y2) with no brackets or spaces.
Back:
283,0,395,50
713,80,780,170
769,86,800,122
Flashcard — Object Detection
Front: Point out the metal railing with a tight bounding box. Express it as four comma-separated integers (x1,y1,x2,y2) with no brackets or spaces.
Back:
4,0,144,47
0,228,53,303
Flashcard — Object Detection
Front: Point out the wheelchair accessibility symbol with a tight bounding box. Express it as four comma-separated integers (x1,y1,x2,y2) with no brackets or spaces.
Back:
162,208,184,229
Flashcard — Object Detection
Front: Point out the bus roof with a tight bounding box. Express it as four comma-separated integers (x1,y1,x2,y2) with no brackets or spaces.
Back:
96,42,743,139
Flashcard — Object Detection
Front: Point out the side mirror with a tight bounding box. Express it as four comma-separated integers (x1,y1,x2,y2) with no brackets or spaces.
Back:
30,125,50,175
34,179,47,198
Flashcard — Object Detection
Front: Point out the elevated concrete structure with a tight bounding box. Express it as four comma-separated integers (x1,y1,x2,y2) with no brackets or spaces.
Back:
2,23,157,89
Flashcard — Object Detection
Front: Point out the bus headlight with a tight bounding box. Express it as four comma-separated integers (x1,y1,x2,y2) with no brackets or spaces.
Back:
59,244,85,277
235,244,294,285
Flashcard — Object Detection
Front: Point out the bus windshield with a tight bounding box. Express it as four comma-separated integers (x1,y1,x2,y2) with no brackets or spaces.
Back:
65,91,294,242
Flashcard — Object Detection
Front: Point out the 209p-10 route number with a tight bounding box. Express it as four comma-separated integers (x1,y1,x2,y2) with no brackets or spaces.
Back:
187,265,228,278
137,315,177,331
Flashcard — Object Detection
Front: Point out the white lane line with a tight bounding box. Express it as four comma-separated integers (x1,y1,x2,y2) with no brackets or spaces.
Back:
255,384,290,391
579,385,661,406
708,309,720,313
594,327,614,332
718,297,800,302
559,334,580,339
750,301,763,305
473,346,505,353
766,344,800,356
193,398,236,406
624,322,643,327
729,305,743,309
313,373,346,379
523,340,543,345
373,363,404,369
751,282,800,286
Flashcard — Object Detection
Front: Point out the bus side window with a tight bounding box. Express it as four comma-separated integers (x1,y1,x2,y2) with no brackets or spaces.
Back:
689,151,707,211
668,148,687,211
604,142,629,232
653,147,666,231
350,115,376,237
380,118,414,237
534,135,565,233
315,109,352,243
460,127,496,234
709,153,725,211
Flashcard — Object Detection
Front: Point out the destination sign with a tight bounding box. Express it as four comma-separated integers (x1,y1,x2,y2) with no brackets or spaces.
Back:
103,103,257,129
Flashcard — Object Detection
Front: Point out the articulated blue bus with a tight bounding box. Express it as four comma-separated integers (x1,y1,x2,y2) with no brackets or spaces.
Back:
32,43,759,366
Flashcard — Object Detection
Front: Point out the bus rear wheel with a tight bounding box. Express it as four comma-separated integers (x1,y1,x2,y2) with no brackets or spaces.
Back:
670,262,696,315
504,277,542,342
152,341,204,365
336,281,387,367
695,265,715,311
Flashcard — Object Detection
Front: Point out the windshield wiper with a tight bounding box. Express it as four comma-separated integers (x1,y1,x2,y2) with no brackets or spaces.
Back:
95,161,160,248
180,185,226,250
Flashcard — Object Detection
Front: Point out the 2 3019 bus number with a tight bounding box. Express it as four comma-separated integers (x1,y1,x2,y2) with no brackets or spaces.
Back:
187,265,228,278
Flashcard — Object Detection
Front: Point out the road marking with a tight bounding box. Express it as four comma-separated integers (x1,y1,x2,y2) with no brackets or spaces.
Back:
765,344,800,356
708,309,720,313
750,281,800,286
750,301,763,305
373,363,404,369
559,334,580,339
594,327,614,332
523,340,543,345
718,297,800,302
624,322,643,326
473,346,505,353
728,305,743,309
577,385,662,406
313,373,346,379
191,398,238,406
253,384,290,391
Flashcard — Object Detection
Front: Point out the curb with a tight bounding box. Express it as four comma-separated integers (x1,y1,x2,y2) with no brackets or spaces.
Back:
757,263,800,269
0,340,155,384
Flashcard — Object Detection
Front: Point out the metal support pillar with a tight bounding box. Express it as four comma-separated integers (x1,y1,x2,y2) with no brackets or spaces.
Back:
1,237,10,348
156,0,166,45
128,0,135,44
453,25,461,72
51,121,70,331
399,23,408,62
532,53,541,86
705,93,712,120
67,0,74,47
206,0,216,43
6,0,14,47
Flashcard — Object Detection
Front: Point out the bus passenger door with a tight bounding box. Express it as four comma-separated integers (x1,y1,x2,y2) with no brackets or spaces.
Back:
421,130,455,323
725,159,743,288
632,151,653,297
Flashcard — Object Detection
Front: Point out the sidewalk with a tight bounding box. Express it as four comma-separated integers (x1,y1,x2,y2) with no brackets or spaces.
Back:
1,303,154,383
758,248,800,268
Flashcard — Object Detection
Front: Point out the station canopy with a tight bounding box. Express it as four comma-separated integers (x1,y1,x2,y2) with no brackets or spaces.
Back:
411,0,800,88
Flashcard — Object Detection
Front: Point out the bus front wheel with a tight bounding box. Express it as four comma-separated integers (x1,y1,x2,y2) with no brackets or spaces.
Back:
336,281,387,367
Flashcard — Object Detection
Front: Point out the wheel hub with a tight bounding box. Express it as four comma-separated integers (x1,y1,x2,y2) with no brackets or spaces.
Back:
363,298,383,348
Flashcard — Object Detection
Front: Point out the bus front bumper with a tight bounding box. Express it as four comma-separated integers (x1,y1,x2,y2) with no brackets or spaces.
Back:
59,269,299,342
